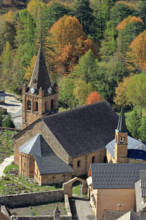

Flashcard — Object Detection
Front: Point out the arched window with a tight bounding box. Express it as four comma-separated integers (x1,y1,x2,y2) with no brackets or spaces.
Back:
45,102,48,112
27,100,31,110
51,99,54,111
34,102,38,111
92,156,95,163
77,160,81,168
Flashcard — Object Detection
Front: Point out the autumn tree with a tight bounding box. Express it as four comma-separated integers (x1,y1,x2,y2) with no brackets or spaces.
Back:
86,91,102,105
126,31,146,72
110,2,136,27
24,55,37,82
27,0,46,18
46,15,96,75
73,80,94,105
126,73,146,117
44,2,71,30
116,16,144,53
114,77,131,107
116,16,144,31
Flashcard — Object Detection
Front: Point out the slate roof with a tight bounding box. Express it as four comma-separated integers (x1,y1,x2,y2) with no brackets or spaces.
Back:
91,163,146,189
106,136,146,161
117,107,127,133
42,101,118,158
29,47,51,95
19,134,72,175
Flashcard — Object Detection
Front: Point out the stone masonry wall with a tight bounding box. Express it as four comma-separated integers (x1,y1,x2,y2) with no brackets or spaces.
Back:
14,120,69,166
0,190,64,208
11,216,72,220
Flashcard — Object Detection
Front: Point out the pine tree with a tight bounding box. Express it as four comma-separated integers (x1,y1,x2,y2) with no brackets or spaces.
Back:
72,0,94,35
140,118,146,142
3,115,15,128
128,110,141,139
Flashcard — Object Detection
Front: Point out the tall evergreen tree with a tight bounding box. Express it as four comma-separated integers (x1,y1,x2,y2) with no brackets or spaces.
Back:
72,0,94,36
140,118,146,142
0,42,13,90
128,110,141,139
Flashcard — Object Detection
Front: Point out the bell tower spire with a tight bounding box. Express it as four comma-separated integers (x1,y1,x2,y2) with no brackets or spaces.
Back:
114,107,128,163
22,47,58,129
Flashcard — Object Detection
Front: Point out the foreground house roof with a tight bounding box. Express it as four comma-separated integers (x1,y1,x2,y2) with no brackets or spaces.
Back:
42,101,118,158
19,134,72,175
106,136,146,161
91,163,146,189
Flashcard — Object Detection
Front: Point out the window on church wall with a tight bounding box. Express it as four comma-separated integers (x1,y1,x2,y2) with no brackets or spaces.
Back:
92,156,95,163
45,102,48,112
27,100,31,110
51,99,54,111
120,136,125,144
34,102,38,111
77,160,81,168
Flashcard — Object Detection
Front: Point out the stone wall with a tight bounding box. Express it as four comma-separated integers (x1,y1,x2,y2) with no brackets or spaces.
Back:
11,216,72,220
14,120,70,166
0,190,64,208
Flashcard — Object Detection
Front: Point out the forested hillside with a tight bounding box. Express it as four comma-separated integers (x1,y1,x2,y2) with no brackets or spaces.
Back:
0,0,145,140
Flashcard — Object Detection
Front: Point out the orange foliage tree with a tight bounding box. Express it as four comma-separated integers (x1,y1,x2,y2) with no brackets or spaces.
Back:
46,15,96,75
86,91,102,105
126,30,146,72
116,16,144,30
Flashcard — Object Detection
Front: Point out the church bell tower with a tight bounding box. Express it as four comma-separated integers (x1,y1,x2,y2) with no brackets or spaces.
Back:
22,47,58,129
115,107,128,163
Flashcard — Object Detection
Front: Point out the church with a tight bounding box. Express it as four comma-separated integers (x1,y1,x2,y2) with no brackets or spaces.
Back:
14,47,146,186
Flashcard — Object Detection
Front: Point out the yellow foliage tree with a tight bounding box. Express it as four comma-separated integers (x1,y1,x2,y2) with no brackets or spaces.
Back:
24,55,37,82
2,11,14,22
27,0,46,18
73,80,94,105
114,77,131,107
116,16,144,30
46,15,96,75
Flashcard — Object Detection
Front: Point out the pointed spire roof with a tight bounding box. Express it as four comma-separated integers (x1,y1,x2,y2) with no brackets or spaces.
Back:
117,107,127,132
29,47,51,95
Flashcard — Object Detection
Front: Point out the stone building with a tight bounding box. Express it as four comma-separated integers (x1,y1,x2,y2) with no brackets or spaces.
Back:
15,46,146,186
88,163,146,220
22,47,58,129
14,100,119,185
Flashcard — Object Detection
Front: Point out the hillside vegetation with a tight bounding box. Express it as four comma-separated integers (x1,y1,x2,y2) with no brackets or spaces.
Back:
0,0,145,140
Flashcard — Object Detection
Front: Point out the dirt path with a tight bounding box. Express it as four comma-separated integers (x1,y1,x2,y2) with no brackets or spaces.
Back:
0,155,14,181
0,92,22,129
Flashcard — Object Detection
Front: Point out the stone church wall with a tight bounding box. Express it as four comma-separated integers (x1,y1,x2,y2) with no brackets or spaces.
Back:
0,190,64,208
72,149,106,176
14,121,70,166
